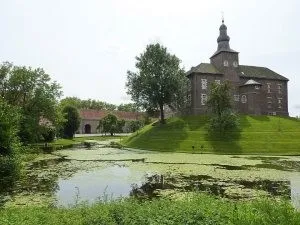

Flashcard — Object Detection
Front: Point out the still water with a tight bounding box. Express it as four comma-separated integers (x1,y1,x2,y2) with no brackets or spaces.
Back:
56,166,144,206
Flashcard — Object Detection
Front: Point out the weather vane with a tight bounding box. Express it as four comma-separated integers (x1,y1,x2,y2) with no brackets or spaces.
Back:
221,11,224,23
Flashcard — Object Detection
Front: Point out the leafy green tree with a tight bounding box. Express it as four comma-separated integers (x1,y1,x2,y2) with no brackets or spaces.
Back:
0,62,62,143
98,114,119,136
129,120,143,132
59,97,117,111
62,105,80,138
117,103,139,112
207,81,238,134
126,43,187,124
0,98,21,155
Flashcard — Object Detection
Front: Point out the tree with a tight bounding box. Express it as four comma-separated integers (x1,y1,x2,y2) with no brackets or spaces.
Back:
129,120,143,132
59,97,117,111
98,114,121,136
117,103,139,112
0,98,21,155
207,81,238,134
126,43,187,124
0,62,62,143
62,105,80,138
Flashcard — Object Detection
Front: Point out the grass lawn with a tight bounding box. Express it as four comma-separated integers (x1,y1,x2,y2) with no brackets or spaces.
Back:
1,194,299,225
122,115,300,155
32,135,122,150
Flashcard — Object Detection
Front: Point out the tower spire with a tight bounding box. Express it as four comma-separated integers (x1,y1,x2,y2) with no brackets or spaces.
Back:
221,11,224,24
217,19,230,50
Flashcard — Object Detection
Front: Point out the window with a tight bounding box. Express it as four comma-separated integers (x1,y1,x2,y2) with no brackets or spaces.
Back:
233,61,238,67
255,85,260,90
267,97,272,104
215,80,221,85
201,79,207,90
223,60,229,67
234,95,239,102
267,83,271,93
277,84,282,94
201,94,207,105
241,95,247,103
278,98,282,109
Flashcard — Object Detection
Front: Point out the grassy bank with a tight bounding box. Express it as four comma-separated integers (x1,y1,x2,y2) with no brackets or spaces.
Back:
122,115,300,154
32,135,122,150
0,194,299,225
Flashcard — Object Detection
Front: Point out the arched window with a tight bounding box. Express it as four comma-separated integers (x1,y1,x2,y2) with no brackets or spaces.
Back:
241,95,247,104
223,60,229,67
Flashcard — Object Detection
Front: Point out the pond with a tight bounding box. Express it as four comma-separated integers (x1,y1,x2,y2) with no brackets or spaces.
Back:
1,140,300,208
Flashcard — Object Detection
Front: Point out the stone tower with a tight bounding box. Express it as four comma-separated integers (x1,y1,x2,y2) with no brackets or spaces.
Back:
210,19,240,83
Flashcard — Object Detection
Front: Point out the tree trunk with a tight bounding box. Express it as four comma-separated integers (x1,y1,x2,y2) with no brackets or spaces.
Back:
159,104,165,124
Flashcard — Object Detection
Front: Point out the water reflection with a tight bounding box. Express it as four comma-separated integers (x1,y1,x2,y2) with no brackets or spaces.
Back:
56,166,144,206
291,177,300,209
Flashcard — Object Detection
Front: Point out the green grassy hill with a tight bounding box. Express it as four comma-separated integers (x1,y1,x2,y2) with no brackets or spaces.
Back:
122,115,300,155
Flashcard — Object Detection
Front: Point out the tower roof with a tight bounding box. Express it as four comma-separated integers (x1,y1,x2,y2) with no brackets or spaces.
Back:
210,20,238,58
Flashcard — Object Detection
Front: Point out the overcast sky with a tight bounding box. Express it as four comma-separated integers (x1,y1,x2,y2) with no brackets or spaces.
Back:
1,0,300,116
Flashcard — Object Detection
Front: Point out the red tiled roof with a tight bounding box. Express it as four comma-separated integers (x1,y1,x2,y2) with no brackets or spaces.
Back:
79,109,143,121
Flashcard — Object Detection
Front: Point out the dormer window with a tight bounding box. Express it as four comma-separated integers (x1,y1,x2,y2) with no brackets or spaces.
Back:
223,60,229,67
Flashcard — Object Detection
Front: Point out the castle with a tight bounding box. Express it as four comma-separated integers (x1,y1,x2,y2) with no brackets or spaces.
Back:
187,20,289,116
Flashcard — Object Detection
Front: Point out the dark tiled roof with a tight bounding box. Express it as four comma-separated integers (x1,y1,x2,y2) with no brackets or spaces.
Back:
239,65,289,81
186,63,222,76
210,49,238,58
79,109,143,121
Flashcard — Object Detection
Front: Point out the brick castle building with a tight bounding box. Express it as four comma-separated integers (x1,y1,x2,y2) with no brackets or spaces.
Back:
187,20,289,116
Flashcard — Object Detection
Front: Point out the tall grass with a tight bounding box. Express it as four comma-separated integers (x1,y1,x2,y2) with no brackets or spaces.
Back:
1,194,299,225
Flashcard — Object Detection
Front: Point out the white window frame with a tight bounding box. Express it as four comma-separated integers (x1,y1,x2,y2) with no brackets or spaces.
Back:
277,84,282,94
201,94,207,105
234,95,239,102
267,83,271,93
233,61,238,67
241,95,247,104
201,79,207,90
223,60,229,67
255,85,260,90
267,97,272,104
278,98,282,109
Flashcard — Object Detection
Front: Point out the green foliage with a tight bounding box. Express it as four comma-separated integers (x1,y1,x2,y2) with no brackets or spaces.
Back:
60,97,117,111
129,120,143,132
126,43,187,123
1,194,300,225
0,62,62,143
117,103,139,112
208,109,239,134
0,98,21,155
40,125,56,142
62,106,80,139
98,113,119,136
122,115,300,154
207,81,238,134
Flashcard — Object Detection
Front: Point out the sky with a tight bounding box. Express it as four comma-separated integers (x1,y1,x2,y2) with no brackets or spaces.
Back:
1,0,300,116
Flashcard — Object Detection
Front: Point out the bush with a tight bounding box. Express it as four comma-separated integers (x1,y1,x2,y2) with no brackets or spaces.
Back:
0,99,21,155
209,110,239,134
40,126,56,142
